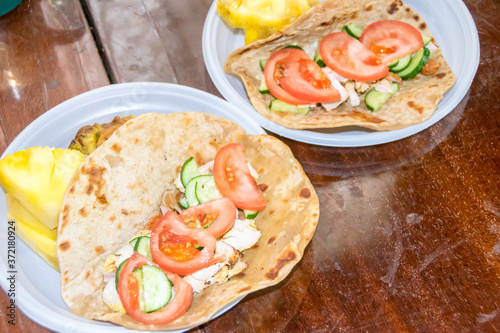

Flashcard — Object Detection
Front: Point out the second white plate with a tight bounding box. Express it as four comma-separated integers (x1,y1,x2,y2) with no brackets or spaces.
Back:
0,82,265,333
202,0,479,147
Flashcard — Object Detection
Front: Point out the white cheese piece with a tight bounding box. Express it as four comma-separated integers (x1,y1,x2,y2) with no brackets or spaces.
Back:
247,163,259,180
373,79,393,93
302,39,319,59
355,81,371,93
345,82,360,107
103,279,125,313
222,219,261,252
320,68,349,110
426,42,439,53
198,160,214,175
174,173,185,193
322,66,349,83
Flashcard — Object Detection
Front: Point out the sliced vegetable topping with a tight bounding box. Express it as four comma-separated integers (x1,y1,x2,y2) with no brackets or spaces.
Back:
359,20,424,65
117,252,192,325
273,48,341,103
319,32,389,82
213,143,266,211
150,211,223,275
179,197,236,238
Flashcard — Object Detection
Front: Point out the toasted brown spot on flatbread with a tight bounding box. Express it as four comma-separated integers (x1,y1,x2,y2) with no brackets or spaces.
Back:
429,85,438,88
436,73,446,79
268,236,277,245
111,143,122,154
146,213,162,231
94,245,105,255
269,209,275,215
117,223,121,230
365,4,372,11
59,241,70,252
97,194,108,205
350,11,358,19
78,207,88,217
60,204,70,231
300,188,312,199
407,101,424,114
258,184,269,192
388,1,400,14
122,209,129,216
420,22,426,29
405,7,410,12
414,15,419,21
134,138,139,144
350,111,386,124
236,272,246,278
85,271,90,279
69,186,75,194
63,277,69,283
109,216,116,222
265,249,298,280
238,286,251,293
82,165,107,197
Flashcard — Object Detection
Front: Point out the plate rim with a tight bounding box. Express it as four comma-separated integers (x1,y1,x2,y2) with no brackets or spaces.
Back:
202,0,480,147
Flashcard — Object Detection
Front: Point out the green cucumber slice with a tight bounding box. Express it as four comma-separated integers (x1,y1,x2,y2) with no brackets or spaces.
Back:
283,45,303,50
181,157,201,188
133,236,152,260
178,196,189,210
397,47,430,80
115,258,128,290
421,33,432,45
314,40,326,67
244,210,259,219
390,54,412,72
259,79,270,94
195,176,222,204
388,59,399,69
365,82,400,112
142,264,173,313
259,58,267,71
185,175,221,207
269,99,310,114
342,24,364,39
132,268,146,312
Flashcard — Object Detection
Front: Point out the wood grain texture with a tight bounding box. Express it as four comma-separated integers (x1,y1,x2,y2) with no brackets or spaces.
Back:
0,0,109,332
0,0,499,332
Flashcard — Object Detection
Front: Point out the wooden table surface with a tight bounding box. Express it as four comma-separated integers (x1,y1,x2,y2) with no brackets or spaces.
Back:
1,0,499,332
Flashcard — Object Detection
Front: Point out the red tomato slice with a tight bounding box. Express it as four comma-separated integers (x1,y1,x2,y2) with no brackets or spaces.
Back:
150,211,223,275
213,143,266,211
264,49,316,105
179,197,236,238
117,252,193,325
319,32,389,82
359,20,424,64
264,48,341,103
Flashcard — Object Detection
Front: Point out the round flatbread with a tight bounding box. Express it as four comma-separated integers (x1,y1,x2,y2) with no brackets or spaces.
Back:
225,0,456,130
57,112,319,330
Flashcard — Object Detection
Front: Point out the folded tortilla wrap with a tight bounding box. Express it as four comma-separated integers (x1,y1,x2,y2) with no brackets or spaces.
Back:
225,0,456,131
57,112,319,330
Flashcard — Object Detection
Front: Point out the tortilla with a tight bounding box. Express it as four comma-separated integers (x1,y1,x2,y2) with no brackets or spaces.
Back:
57,112,319,330
224,0,456,131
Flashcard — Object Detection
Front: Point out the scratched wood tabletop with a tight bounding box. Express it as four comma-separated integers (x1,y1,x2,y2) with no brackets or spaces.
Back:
0,0,499,332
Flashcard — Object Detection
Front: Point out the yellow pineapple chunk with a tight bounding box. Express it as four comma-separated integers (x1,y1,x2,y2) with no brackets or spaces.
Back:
217,0,319,44
0,147,84,229
6,194,59,270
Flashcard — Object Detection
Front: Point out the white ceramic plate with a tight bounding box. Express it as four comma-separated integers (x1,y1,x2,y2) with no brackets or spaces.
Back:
202,0,480,147
0,83,265,333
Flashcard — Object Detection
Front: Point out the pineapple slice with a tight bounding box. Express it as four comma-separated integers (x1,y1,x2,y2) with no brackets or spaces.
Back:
6,194,59,270
217,0,319,44
0,147,85,229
